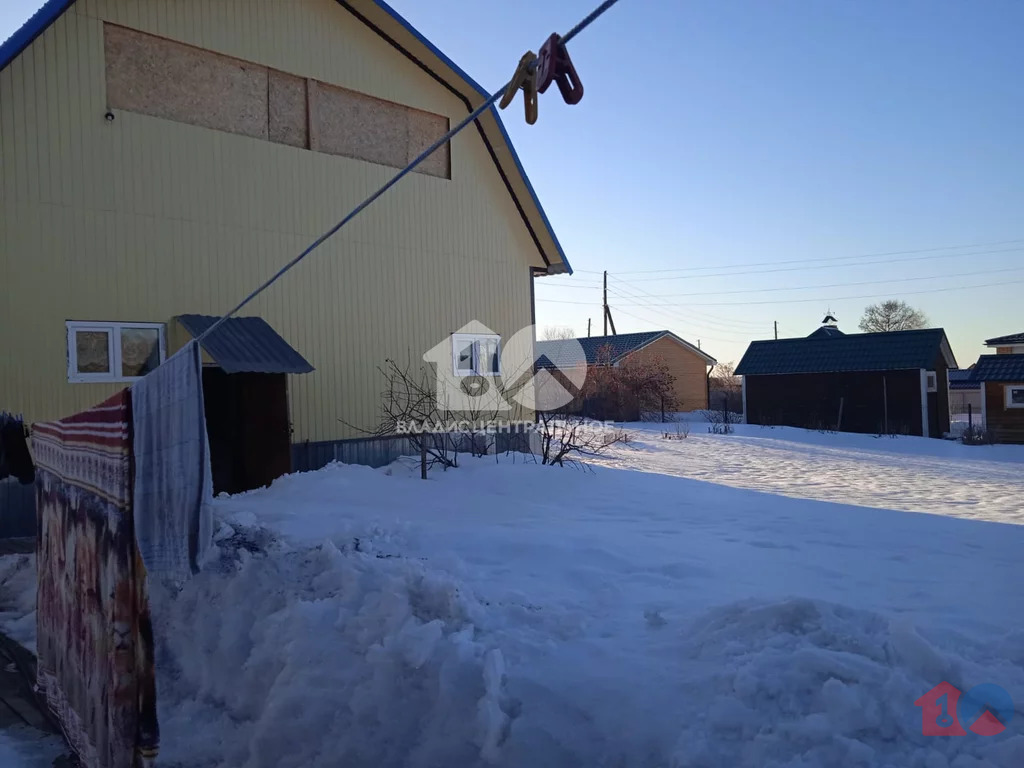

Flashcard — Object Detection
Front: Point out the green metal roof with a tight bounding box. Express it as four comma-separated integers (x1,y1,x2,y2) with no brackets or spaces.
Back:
736,328,955,376
970,354,1024,383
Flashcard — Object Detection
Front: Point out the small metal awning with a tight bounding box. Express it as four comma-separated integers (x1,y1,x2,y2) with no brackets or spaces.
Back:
176,315,314,374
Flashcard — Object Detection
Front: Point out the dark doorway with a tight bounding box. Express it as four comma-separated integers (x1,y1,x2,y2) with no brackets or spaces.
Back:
202,368,292,495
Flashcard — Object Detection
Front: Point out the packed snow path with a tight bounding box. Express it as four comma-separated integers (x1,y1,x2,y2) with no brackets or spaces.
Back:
597,424,1024,523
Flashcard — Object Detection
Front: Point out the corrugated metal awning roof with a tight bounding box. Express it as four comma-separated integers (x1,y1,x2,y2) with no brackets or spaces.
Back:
177,315,314,374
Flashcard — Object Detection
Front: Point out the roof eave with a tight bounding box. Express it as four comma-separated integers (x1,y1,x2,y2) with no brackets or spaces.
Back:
340,0,572,275
0,0,74,70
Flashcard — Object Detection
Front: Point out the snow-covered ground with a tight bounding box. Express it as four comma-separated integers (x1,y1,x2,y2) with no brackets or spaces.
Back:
602,423,1024,521
3,427,1024,767
0,726,66,768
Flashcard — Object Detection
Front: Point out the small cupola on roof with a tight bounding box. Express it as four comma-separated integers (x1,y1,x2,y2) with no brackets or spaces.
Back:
808,312,845,339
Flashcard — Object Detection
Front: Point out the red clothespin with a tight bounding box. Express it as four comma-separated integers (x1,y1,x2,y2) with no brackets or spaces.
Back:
535,33,584,105
499,51,539,125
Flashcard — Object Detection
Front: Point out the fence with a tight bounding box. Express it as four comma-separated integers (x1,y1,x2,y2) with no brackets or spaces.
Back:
293,429,536,473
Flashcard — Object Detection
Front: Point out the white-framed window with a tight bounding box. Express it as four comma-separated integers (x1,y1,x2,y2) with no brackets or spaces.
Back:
926,372,937,392
451,333,501,377
1005,385,1024,409
66,321,166,383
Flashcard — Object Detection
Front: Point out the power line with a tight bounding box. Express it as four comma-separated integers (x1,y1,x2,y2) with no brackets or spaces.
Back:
604,264,1024,302
605,288,764,337
609,305,744,345
616,246,1024,282
605,280,773,331
198,0,625,343
535,277,1024,307
572,237,1024,276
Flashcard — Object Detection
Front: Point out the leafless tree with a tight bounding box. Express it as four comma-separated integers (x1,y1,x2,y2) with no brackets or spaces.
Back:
542,325,577,340
858,300,928,333
344,359,509,472
536,412,630,467
583,344,679,421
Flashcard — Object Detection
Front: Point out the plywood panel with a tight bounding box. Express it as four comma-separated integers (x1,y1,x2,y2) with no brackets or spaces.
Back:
315,81,408,170
269,69,307,148
104,24,269,139
408,109,450,178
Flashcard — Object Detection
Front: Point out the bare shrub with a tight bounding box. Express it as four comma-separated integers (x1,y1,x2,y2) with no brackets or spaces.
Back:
961,426,995,446
347,359,510,473
663,421,690,440
537,412,630,467
582,345,679,422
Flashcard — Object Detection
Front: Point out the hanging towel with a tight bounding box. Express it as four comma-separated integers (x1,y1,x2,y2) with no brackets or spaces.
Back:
33,391,159,768
131,341,213,583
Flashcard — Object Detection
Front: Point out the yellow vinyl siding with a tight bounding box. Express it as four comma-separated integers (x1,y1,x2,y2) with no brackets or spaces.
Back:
0,0,541,441
623,337,710,411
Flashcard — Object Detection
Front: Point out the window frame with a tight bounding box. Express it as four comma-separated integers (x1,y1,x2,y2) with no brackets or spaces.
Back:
66,321,166,383
1005,385,1024,409
451,333,502,377
926,372,937,393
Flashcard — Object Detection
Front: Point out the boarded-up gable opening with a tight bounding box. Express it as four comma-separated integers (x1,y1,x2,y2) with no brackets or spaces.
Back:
103,24,450,178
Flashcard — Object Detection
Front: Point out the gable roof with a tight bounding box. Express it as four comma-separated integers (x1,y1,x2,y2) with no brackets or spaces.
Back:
0,0,571,275
536,331,716,369
970,354,1024,383
948,369,980,391
985,332,1024,346
807,326,845,339
736,328,956,376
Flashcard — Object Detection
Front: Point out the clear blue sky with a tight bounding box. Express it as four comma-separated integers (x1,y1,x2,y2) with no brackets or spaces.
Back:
3,1,1022,366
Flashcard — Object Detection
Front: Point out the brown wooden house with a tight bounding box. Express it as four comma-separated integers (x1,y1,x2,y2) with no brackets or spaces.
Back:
970,354,1024,444
736,327,957,437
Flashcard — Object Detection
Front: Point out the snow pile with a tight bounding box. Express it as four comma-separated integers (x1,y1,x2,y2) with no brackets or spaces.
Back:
0,554,37,652
3,426,1023,767
672,598,1024,768
152,526,513,768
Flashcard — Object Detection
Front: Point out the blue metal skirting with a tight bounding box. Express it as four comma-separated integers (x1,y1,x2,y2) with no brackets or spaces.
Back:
292,431,534,473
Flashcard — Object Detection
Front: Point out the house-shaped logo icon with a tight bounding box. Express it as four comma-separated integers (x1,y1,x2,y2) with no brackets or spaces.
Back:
422,322,586,417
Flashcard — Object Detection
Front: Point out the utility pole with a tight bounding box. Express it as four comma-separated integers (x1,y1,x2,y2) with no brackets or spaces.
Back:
774,321,778,340
603,271,608,336
587,318,591,337
602,270,616,336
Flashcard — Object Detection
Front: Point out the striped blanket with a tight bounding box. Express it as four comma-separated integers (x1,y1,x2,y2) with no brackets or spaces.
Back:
33,391,158,768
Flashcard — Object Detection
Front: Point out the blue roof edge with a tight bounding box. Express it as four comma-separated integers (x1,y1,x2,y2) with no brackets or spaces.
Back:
366,0,572,275
0,0,74,70
2,0,572,275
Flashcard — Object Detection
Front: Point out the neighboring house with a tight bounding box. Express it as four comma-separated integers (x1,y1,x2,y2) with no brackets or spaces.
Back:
535,331,717,415
948,369,982,420
984,332,1024,355
0,0,571,490
969,355,1024,444
736,327,957,437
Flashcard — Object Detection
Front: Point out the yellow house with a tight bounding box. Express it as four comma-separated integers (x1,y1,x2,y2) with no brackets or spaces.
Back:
535,331,718,416
0,0,572,488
